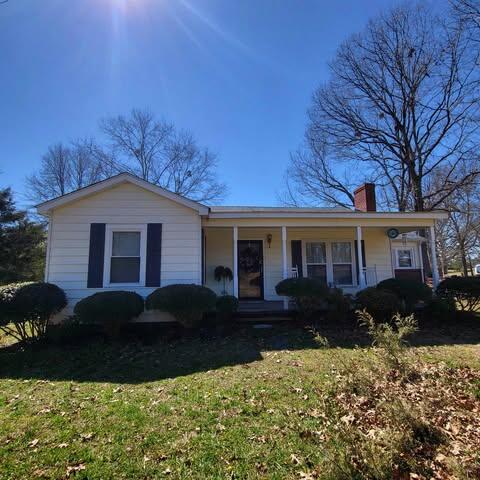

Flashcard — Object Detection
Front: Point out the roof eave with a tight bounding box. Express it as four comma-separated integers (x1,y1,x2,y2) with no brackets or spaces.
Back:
206,210,449,220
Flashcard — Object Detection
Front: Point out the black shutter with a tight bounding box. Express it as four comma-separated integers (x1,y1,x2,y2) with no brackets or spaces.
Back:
87,223,106,288
354,240,366,284
291,240,303,277
145,223,162,287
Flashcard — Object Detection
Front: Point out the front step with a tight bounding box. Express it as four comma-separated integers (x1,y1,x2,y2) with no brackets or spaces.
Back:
234,309,295,321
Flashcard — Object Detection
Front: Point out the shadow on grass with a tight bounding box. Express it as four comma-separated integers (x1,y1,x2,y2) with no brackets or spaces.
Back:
0,323,321,384
0,315,478,384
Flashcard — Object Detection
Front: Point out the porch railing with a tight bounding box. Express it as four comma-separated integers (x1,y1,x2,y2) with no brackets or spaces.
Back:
290,265,378,287
363,266,378,286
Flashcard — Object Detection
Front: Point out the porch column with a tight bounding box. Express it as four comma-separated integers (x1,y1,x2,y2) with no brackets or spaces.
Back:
356,226,367,289
429,225,440,288
233,226,239,298
281,226,288,310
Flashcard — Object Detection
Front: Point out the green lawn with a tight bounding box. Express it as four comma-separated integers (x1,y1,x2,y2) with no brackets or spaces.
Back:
0,320,479,479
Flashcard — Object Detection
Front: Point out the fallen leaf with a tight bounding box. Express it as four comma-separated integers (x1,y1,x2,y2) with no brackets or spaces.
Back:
66,464,86,477
290,454,302,465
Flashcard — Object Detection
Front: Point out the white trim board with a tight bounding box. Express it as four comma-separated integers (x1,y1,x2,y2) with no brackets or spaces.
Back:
36,173,209,216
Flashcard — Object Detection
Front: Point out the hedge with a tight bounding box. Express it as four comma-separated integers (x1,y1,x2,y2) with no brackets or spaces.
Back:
74,291,144,339
0,282,67,342
437,276,480,312
146,284,217,328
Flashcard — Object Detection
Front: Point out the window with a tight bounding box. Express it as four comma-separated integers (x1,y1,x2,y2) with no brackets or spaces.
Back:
110,231,141,283
396,248,413,268
332,242,353,285
306,242,327,283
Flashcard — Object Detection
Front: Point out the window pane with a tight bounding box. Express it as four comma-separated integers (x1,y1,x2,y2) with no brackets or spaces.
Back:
110,258,140,283
112,232,140,257
306,264,327,283
306,242,326,264
333,264,353,285
332,242,352,263
398,250,412,268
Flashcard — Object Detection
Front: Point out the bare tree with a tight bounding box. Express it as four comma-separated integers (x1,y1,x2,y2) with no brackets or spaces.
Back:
451,0,480,36
280,140,356,208
162,131,226,203
26,140,110,203
283,3,480,212
441,181,480,276
100,109,173,184
101,109,226,203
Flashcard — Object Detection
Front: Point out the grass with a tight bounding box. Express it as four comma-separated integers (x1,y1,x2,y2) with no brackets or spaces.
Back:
0,319,479,479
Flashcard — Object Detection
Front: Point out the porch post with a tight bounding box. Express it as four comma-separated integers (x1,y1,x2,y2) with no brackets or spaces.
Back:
233,226,239,298
418,238,425,283
356,226,366,289
281,226,288,310
429,225,440,289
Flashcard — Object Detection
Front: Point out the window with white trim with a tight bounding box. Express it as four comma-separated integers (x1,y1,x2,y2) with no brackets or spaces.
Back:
332,241,353,285
101,226,148,285
395,248,414,268
110,231,141,283
306,242,327,284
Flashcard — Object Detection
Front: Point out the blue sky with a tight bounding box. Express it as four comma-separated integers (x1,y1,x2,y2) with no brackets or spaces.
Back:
0,0,401,208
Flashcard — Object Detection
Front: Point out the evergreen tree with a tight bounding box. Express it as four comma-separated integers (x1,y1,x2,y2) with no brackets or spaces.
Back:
0,188,45,284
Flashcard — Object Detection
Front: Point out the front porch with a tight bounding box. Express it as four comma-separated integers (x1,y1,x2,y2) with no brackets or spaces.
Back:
202,220,440,311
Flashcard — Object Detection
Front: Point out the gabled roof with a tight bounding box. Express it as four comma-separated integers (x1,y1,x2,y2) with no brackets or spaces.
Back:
36,172,210,215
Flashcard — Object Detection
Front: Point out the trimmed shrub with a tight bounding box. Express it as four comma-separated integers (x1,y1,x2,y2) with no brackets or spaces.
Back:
0,282,67,342
436,276,480,312
356,287,402,322
325,288,352,322
421,297,457,323
44,316,95,345
275,277,330,319
216,295,239,322
377,278,432,310
74,291,144,339
146,284,217,328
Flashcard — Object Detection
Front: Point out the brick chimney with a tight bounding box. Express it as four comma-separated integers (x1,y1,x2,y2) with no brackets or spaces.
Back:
354,183,376,212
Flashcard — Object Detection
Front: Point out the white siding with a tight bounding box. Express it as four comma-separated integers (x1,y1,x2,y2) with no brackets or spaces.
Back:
47,182,201,320
362,228,394,284
204,228,234,296
205,226,396,300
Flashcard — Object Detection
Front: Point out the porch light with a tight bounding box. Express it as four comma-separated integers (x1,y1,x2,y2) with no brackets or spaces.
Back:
266,233,273,248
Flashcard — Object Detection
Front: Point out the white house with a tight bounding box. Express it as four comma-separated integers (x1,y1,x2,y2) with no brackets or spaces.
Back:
37,173,448,321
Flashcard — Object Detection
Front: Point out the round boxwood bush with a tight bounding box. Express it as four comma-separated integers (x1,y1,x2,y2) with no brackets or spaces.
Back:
356,287,402,322
275,277,330,319
377,278,432,310
421,297,457,323
74,291,144,339
0,282,67,342
146,284,217,328
216,295,239,322
325,287,352,322
437,276,480,312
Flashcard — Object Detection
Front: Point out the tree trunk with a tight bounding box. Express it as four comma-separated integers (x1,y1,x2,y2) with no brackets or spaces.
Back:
459,243,469,277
